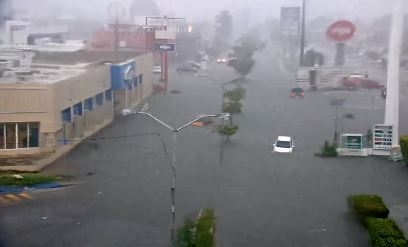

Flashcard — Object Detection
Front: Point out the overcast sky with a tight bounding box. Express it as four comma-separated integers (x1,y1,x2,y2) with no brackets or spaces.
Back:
13,0,401,24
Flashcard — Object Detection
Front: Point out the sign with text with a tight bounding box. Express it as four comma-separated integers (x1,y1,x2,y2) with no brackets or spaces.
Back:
154,43,176,52
327,20,356,42
280,7,300,36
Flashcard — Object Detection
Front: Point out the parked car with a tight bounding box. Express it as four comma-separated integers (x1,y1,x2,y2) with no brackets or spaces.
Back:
339,73,384,90
176,65,198,73
152,66,162,74
273,136,294,153
186,61,201,70
290,87,305,99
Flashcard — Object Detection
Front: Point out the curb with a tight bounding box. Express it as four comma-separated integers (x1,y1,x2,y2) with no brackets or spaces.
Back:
0,182,65,194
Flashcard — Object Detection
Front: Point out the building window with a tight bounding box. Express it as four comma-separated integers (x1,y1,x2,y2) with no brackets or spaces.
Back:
95,93,104,106
84,97,93,112
105,89,112,101
139,74,143,84
62,107,72,123
0,123,39,150
73,102,83,116
18,123,28,148
0,124,4,149
6,123,16,149
29,123,39,148
133,77,138,88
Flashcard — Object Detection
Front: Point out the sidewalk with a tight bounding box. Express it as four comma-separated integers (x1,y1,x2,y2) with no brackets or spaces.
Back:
0,119,113,172
389,204,408,238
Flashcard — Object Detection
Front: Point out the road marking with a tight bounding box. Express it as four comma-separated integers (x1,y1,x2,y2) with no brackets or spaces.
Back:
0,196,10,204
3,194,21,201
19,192,33,200
0,192,35,206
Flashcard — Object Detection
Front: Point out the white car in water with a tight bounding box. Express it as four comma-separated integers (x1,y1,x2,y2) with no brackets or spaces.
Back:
273,136,294,153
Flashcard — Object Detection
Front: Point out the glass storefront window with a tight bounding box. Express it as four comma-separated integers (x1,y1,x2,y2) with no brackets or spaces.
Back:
29,123,39,148
18,123,28,148
6,123,16,149
0,123,39,150
0,124,4,149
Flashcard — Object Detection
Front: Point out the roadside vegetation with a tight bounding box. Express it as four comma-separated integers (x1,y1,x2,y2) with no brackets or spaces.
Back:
0,173,58,186
348,194,408,247
316,141,338,157
177,209,216,247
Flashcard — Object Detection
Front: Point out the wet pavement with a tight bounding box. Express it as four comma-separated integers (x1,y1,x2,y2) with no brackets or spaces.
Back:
1,45,408,247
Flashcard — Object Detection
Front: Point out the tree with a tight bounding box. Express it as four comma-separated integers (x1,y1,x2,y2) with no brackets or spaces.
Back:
228,37,262,77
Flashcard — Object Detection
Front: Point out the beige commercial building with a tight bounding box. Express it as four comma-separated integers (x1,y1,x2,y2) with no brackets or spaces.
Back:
0,50,153,156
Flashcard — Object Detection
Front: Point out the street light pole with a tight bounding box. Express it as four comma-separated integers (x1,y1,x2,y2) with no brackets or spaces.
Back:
122,109,228,247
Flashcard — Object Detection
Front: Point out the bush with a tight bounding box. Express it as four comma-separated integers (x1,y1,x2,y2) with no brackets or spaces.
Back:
0,174,58,186
217,125,238,136
176,219,196,247
348,195,389,221
195,209,216,247
176,209,216,247
316,141,338,157
223,101,243,114
366,218,408,247
400,136,408,164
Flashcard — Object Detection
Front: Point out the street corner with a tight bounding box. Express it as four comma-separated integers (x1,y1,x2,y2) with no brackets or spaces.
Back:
0,192,34,207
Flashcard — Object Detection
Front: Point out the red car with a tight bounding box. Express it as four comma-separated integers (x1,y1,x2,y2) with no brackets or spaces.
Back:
290,87,305,99
339,73,384,90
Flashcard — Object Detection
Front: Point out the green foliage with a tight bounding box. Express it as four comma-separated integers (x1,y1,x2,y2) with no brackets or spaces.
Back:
224,86,246,102
228,38,262,76
176,209,216,247
195,209,216,247
223,101,243,114
176,219,196,247
400,136,408,164
366,218,408,247
0,174,57,186
316,141,338,157
217,125,238,136
348,195,389,221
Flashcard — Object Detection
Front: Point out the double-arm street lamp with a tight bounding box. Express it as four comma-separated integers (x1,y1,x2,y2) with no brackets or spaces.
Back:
122,105,230,247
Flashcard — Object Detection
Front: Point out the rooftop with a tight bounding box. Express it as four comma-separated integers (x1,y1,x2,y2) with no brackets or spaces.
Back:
0,50,146,84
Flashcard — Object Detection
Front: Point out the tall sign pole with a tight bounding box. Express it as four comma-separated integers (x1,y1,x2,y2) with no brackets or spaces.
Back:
326,20,356,67
299,0,306,66
385,0,403,148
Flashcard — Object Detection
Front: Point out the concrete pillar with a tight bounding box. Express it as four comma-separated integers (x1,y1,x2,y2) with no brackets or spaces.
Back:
384,0,403,147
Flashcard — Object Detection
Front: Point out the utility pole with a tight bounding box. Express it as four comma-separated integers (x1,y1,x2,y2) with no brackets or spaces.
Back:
299,0,306,66
108,1,124,53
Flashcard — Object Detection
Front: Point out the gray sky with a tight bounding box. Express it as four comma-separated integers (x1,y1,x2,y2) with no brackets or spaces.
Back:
13,0,398,23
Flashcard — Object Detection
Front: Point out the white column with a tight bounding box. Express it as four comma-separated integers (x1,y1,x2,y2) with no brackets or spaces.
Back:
384,0,403,147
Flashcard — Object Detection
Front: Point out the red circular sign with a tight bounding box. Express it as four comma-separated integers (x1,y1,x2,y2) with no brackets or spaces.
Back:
326,20,356,42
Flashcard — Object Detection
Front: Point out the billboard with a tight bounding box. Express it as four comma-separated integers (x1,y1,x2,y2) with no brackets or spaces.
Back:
145,17,187,32
280,7,301,36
